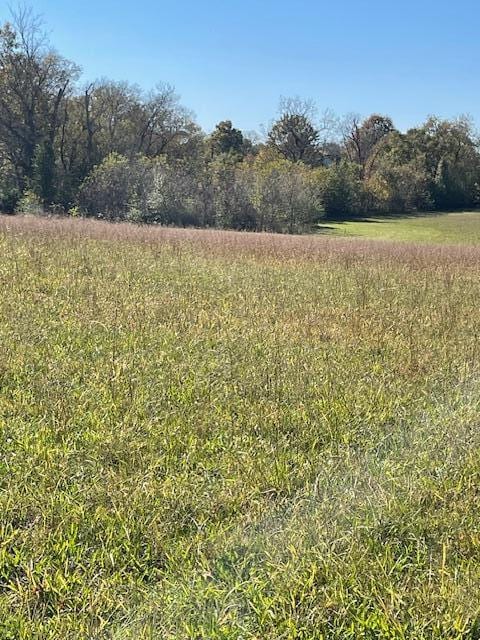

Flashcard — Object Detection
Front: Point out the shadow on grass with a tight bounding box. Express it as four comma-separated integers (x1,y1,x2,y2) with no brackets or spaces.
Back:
317,209,480,228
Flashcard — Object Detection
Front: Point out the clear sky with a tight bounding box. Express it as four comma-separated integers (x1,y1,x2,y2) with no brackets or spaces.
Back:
2,0,480,134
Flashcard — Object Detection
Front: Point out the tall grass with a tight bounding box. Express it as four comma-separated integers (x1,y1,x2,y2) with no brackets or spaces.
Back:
0,215,479,638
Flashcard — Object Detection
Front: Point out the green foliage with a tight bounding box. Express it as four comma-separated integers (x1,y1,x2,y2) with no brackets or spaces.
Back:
322,160,364,218
32,141,56,206
3,11,480,228
245,156,320,231
345,114,396,168
0,163,19,213
78,153,152,220
369,159,432,213
0,187,19,213
15,189,44,215
76,152,324,232
210,121,245,157
146,158,204,226
268,113,321,165
417,117,480,210
0,9,79,194
367,118,480,214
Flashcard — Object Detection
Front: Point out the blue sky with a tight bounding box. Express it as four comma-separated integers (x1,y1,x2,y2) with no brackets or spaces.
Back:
2,0,480,134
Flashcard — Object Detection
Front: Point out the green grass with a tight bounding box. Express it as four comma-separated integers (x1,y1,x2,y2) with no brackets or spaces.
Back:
0,215,479,639
318,211,480,244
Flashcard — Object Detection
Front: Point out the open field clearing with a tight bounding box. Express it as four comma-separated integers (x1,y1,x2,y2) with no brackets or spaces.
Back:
0,215,479,638
318,211,480,245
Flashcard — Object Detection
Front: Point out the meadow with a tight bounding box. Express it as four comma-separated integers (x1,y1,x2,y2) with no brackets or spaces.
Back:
0,214,479,639
318,211,480,245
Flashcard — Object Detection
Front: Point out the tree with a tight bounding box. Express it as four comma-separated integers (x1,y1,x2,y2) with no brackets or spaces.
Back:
267,97,322,166
343,114,395,175
0,8,79,193
32,140,56,205
209,120,244,157
364,117,480,212
136,84,202,160
78,153,152,220
244,155,321,232
412,117,480,210
54,80,202,208
146,158,205,226
322,160,364,218
0,145,20,211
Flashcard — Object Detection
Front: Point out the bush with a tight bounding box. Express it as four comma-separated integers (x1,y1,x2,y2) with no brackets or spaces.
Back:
15,190,44,215
78,154,152,220
0,167,20,213
322,161,364,218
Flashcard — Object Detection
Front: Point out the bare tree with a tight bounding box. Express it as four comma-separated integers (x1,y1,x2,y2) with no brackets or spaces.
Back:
0,6,79,192
342,113,395,175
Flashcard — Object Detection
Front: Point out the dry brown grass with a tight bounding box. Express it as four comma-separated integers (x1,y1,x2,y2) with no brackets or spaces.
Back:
2,214,479,267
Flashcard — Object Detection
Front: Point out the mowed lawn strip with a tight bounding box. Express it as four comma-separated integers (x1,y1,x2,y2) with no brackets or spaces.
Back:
0,215,479,639
318,211,480,245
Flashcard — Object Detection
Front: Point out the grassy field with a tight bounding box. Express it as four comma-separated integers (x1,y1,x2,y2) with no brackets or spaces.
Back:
0,215,479,639
318,211,480,244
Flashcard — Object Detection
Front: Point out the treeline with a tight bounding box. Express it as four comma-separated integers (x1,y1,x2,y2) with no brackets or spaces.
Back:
1,9,480,232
